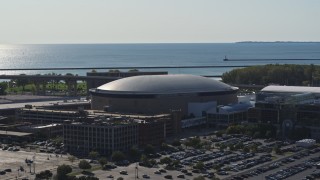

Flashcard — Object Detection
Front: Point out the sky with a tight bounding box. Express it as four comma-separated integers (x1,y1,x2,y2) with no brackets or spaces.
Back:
0,0,320,44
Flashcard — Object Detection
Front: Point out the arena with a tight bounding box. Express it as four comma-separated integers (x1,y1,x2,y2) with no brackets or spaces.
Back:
90,74,238,116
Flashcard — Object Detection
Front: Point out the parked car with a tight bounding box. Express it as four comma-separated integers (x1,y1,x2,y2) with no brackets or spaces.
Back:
142,174,150,179
177,174,185,178
120,170,127,175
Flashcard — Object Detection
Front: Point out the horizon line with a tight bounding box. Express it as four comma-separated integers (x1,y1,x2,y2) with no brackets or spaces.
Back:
1,41,320,45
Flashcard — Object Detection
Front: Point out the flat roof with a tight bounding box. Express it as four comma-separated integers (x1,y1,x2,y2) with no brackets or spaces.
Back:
262,85,320,94
0,95,89,110
0,130,32,137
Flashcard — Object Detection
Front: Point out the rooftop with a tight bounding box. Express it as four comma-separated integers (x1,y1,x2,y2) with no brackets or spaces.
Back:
94,74,237,94
261,85,320,94
0,130,32,137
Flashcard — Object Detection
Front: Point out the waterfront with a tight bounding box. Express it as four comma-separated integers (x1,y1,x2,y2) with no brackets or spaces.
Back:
1,43,320,76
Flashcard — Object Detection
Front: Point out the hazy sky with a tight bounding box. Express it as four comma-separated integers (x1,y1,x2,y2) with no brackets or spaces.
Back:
1,0,319,44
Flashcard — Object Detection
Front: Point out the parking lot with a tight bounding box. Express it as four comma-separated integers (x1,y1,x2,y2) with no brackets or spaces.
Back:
0,148,72,180
2,132,320,180
82,133,320,180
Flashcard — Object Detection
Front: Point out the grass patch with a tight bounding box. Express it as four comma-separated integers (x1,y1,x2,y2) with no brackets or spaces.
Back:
283,152,294,156
6,82,87,95
67,166,102,177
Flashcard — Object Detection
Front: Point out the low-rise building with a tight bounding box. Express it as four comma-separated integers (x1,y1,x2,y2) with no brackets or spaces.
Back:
207,103,252,126
63,119,139,156
248,85,320,139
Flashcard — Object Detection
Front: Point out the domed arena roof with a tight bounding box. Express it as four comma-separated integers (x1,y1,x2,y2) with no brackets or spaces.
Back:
95,74,237,95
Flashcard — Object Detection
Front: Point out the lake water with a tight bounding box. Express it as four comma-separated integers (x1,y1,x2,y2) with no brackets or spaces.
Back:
1,43,320,76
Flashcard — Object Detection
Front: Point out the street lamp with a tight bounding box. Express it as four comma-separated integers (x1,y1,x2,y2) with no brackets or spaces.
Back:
135,162,139,179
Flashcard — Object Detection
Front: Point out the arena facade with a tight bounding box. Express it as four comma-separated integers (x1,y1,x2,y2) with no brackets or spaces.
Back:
90,74,238,116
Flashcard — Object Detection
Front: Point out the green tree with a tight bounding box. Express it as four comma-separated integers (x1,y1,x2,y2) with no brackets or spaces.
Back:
193,176,205,180
89,151,100,160
228,144,235,151
253,131,261,139
98,157,108,167
129,146,141,161
35,170,53,180
160,157,172,164
171,139,181,147
111,151,126,162
235,142,244,150
215,130,224,137
160,143,169,151
250,144,258,153
184,137,201,149
77,176,99,180
193,161,205,170
265,130,273,139
0,82,8,95
79,160,92,171
144,144,155,154
56,164,72,180
273,145,281,155
16,74,29,91
68,156,76,163
243,146,250,153
219,144,227,151
140,154,149,166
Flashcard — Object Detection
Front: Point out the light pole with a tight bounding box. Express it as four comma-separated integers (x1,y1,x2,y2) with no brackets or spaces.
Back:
135,162,139,179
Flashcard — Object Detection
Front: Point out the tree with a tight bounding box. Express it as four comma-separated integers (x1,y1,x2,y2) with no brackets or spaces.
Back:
215,130,224,137
111,151,126,162
228,144,235,151
160,157,172,164
129,146,141,161
0,82,8,95
253,131,261,139
140,154,149,165
98,157,108,167
144,144,155,154
76,176,99,180
193,176,205,180
184,137,201,149
16,74,29,91
193,161,205,170
56,164,72,180
79,160,92,171
243,146,250,153
273,145,281,155
235,142,244,150
265,130,273,139
219,144,227,151
89,151,100,160
171,139,181,147
35,170,53,180
68,156,76,163
250,144,258,153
